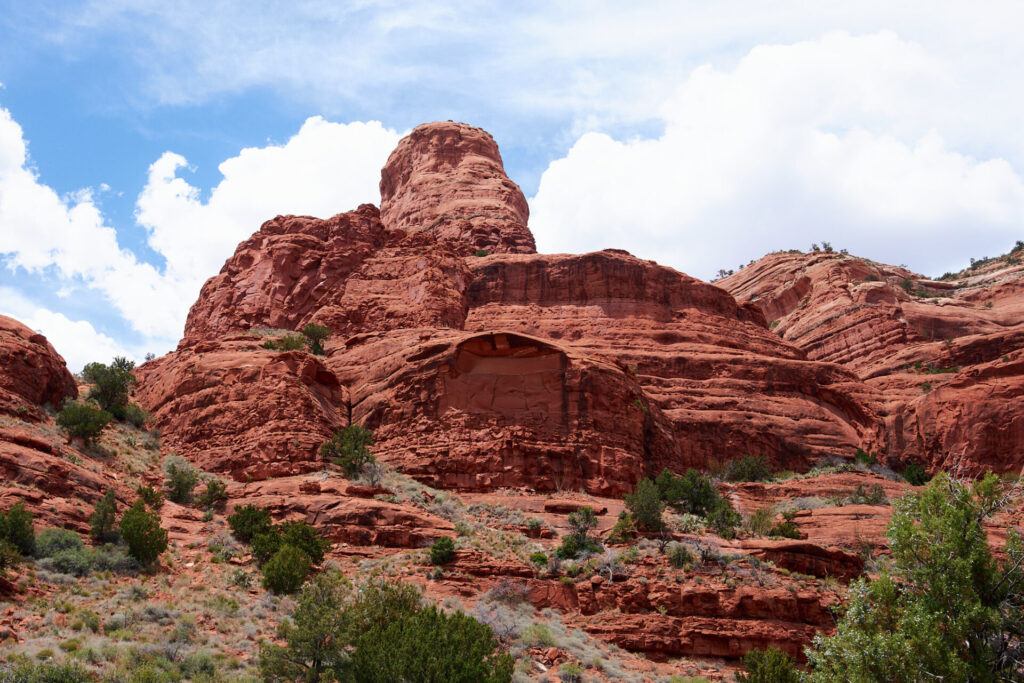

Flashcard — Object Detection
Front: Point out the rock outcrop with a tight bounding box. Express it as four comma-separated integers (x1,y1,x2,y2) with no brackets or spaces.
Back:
379,121,535,254
720,249,1024,474
152,125,881,494
0,315,77,421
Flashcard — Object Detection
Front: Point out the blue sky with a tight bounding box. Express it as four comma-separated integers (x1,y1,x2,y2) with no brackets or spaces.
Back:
2,1,1024,371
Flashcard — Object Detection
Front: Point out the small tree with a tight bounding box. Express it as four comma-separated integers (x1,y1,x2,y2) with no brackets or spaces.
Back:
89,489,119,542
557,507,602,559
82,356,136,416
320,425,375,478
258,570,355,681
197,479,228,510
0,501,35,556
806,472,1024,680
262,545,312,595
163,456,199,504
228,504,274,543
119,500,168,567
624,477,664,531
301,323,331,355
56,400,112,445
430,537,455,565
135,484,165,509
567,507,597,540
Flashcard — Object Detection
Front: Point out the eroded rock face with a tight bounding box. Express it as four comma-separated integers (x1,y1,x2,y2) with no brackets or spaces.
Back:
379,121,535,254
0,315,77,420
0,421,129,534
721,250,1024,473
134,336,347,481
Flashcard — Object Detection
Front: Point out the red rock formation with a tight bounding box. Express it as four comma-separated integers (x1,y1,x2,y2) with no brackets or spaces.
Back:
379,121,535,254
0,315,77,421
720,249,1024,473
134,336,347,481
528,558,840,662
0,421,129,534
146,123,890,495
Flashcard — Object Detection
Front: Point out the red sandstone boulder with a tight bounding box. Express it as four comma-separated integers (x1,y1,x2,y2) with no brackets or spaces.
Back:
0,315,77,420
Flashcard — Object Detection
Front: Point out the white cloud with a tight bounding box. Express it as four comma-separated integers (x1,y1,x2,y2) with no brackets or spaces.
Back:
135,117,401,290
1,110,400,349
0,287,131,373
530,31,1024,280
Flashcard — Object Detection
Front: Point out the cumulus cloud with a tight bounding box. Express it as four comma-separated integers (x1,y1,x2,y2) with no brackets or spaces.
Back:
1,110,400,346
135,117,400,290
0,287,131,373
530,31,1024,280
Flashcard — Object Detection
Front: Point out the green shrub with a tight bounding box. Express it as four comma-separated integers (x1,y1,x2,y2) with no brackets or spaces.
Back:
607,511,637,544
737,647,800,682
196,479,228,510
34,528,82,559
280,520,329,565
82,356,136,413
258,570,358,680
262,545,312,594
567,507,597,539
724,455,773,482
558,661,583,683
430,536,455,565
624,477,664,531
474,249,490,257
55,400,112,445
529,552,548,567
520,622,556,647
0,501,35,556
119,500,168,567
744,507,774,537
227,504,274,543
351,604,513,682
38,547,92,577
262,575,507,682
41,542,139,577
854,448,877,465
769,520,801,539
666,541,692,568
902,463,930,486
0,541,19,575
301,323,331,355
320,424,375,478
135,484,164,509
263,334,305,351
163,456,199,504
122,403,149,428
89,489,118,542
656,468,720,516
706,500,741,538
252,530,284,566
0,660,93,682
555,506,603,559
